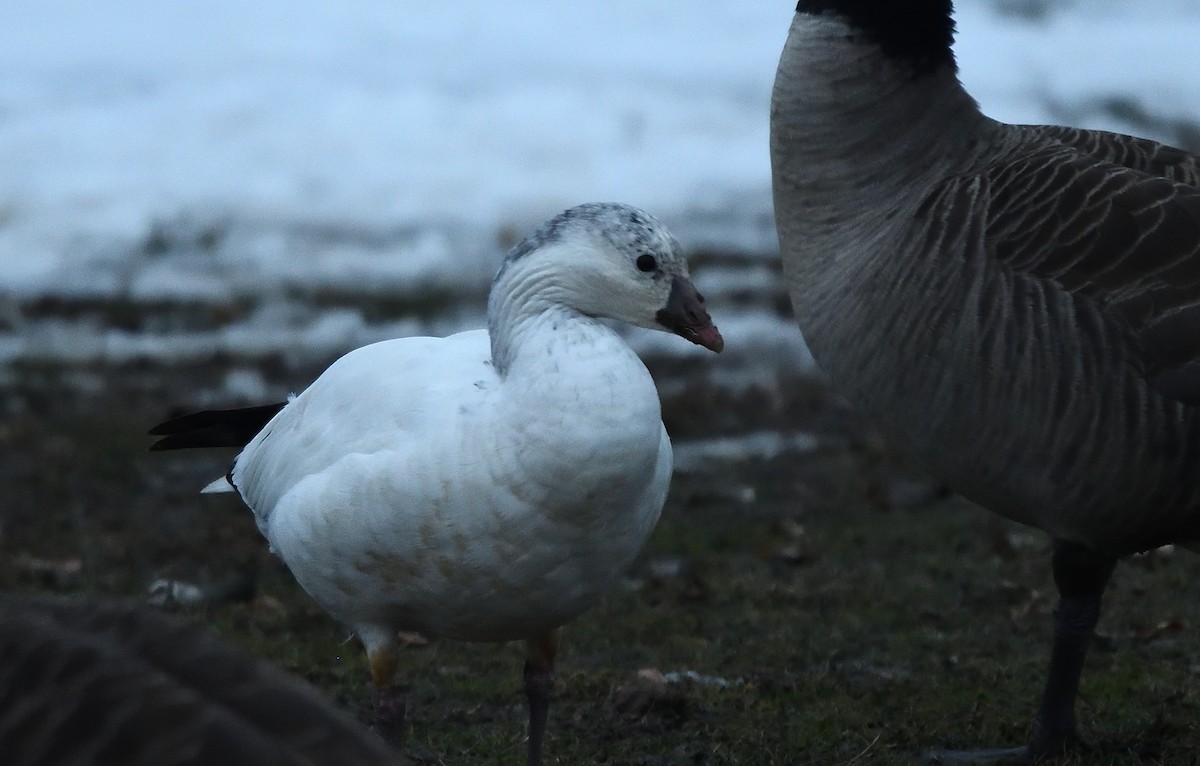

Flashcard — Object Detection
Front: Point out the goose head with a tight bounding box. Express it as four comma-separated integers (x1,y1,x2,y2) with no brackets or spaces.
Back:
492,203,724,353
791,0,956,75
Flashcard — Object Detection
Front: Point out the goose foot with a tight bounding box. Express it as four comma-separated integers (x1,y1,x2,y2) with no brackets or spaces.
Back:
924,718,1096,764
926,736,1094,765
924,746,1032,765
369,684,407,748
1025,709,1093,761
929,540,1114,765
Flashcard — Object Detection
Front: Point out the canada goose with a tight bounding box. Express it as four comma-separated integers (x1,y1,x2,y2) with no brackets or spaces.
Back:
0,593,397,766
770,0,1200,761
149,203,723,766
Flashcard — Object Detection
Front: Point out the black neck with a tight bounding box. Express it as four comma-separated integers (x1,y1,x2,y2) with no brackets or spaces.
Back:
795,0,956,76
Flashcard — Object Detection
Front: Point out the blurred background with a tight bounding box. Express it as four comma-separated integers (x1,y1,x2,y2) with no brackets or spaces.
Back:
1,0,1197,409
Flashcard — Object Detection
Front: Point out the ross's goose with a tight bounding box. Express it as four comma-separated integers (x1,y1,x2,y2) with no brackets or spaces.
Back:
150,202,723,765
771,0,1200,761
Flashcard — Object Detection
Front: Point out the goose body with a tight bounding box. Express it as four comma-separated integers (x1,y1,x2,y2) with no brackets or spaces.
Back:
771,1,1200,759
0,595,396,766
151,202,723,764
239,324,668,644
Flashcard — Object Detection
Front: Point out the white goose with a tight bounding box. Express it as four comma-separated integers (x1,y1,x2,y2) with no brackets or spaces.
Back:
149,202,722,765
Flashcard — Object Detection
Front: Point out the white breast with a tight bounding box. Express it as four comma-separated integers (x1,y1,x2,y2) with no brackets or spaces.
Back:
232,320,669,642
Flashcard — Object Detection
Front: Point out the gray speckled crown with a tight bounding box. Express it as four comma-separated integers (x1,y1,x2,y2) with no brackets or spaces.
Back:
504,202,681,265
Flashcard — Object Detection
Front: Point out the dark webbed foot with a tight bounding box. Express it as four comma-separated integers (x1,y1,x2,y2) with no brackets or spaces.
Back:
927,736,1096,764
369,683,407,747
928,540,1115,764
925,745,1032,765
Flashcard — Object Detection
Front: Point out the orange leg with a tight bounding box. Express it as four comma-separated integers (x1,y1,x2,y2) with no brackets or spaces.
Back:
365,637,404,747
523,627,562,766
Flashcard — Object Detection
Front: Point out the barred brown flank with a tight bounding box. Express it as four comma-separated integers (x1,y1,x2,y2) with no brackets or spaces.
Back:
0,594,395,765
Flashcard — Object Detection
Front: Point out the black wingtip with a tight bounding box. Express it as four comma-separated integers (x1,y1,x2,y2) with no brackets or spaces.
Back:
148,402,287,452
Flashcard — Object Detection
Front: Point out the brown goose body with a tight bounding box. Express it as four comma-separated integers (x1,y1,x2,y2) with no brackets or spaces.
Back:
771,0,1200,759
0,594,396,766
772,11,1200,556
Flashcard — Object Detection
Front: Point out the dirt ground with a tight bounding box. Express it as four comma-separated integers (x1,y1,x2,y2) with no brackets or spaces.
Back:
3,355,1200,765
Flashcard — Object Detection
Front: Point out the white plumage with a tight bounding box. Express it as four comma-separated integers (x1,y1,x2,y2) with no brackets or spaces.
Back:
150,202,722,764
242,326,668,643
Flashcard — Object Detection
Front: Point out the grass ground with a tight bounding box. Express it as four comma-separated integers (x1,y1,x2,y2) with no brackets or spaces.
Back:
3,363,1199,764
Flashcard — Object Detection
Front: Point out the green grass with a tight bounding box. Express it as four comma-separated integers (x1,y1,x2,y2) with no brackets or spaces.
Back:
3,384,1200,764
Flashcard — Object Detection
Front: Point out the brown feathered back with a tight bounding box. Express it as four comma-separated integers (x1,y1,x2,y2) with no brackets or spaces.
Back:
0,594,396,766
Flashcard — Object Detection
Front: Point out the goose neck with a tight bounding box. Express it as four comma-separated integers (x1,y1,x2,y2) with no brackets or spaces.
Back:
771,15,990,224
487,258,583,377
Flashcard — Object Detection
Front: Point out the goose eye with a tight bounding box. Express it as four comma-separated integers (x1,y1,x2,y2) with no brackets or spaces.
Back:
636,254,658,273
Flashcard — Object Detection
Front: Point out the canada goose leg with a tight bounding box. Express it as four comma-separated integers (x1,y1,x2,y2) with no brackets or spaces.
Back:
365,637,405,747
523,627,562,766
927,539,1116,765
1025,539,1115,756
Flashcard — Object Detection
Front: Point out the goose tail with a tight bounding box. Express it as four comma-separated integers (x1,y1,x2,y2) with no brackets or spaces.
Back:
149,402,287,494
148,402,286,451
201,476,237,494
